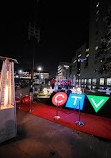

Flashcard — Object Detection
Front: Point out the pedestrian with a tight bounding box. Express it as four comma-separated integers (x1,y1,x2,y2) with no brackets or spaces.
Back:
51,78,55,89
54,80,58,91
65,80,68,89
68,80,71,89
29,85,34,102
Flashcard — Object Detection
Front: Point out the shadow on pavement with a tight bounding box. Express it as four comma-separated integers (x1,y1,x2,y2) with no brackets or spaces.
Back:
0,125,27,146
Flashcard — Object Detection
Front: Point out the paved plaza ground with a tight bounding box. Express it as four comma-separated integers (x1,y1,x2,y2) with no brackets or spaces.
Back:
0,109,111,158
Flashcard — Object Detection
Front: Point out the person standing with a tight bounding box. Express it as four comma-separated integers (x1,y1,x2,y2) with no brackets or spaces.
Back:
54,80,58,91
29,85,34,101
68,80,71,89
51,78,55,89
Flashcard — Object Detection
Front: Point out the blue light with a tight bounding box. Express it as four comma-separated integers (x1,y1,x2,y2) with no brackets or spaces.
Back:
65,93,85,110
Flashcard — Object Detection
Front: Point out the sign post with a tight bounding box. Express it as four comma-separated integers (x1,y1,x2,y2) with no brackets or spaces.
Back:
52,92,68,120
75,101,84,126
53,98,61,120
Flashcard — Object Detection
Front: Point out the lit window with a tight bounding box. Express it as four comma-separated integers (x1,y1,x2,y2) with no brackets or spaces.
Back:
78,54,81,58
64,65,69,68
86,54,89,57
86,48,89,52
96,2,99,8
96,10,99,14
92,79,96,85
95,46,98,50
100,78,104,85
88,79,91,84
73,60,76,63
107,78,111,86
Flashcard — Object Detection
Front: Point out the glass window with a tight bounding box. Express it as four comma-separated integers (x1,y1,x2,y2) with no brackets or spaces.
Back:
84,85,86,88
88,79,91,84
84,79,87,84
92,79,96,85
107,78,111,86
95,46,98,50
86,54,89,57
88,85,91,89
86,48,89,52
96,2,99,8
79,79,81,84
100,78,104,85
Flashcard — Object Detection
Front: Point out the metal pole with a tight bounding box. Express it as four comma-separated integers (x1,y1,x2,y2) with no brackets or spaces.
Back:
75,101,84,126
83,88,84,94
79,101,81,125
56,98,59,116
33,50,34,81
53,98,61,120
39,71,40,85
29,95,32,112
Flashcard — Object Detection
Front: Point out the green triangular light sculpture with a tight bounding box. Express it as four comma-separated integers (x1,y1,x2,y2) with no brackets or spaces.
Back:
87,95,109,112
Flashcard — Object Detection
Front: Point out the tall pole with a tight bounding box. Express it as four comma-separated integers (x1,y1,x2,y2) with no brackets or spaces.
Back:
38,66,42,86
39,70,40,85
32,37,35,84
28,0,40,85
75,101,84,126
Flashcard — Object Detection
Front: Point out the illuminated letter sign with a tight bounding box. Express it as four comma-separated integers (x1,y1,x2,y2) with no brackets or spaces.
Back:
87,95,109,112
65,93,85,110
52,92,68,106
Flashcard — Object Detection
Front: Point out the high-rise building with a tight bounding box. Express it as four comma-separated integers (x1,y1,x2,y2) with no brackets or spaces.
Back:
72,0,111,89
57,62,71,80
89,0,111,76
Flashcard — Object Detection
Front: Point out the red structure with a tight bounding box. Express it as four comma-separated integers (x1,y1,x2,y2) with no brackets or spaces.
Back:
52,92,68,106
16,98,21,105
22,95,30,105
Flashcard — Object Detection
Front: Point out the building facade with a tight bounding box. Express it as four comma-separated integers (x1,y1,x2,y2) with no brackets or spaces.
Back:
57,62,71,80
72,0,111,89
15,71,49,80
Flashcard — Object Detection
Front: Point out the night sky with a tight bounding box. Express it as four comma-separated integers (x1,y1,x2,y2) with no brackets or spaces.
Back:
0,0,90,77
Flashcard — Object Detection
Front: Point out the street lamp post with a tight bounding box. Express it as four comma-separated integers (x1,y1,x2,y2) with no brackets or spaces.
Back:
37,66,42,85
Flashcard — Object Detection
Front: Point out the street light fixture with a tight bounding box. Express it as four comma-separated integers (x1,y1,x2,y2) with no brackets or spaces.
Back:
18,69,23,75
37,66,42,85
38,66,42,72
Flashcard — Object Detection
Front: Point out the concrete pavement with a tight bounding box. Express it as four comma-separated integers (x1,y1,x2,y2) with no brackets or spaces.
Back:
0,109,111,158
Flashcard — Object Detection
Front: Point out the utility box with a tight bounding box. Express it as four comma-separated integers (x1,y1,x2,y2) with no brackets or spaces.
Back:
0,56,18,143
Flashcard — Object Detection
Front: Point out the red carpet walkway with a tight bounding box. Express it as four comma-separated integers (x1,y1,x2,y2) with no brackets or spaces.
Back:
17,102,111,140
